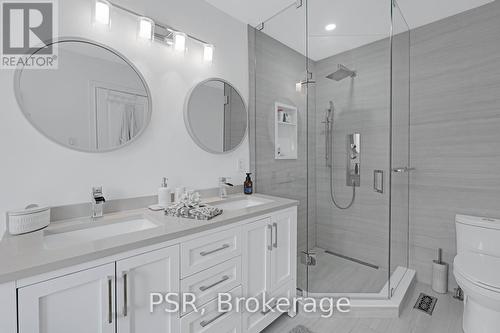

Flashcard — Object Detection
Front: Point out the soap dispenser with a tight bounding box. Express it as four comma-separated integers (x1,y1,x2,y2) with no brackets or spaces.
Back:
158,177,171,208
244,173,253,195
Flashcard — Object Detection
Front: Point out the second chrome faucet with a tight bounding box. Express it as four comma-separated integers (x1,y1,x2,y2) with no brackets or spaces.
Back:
218,177,233,199
91,186,106,219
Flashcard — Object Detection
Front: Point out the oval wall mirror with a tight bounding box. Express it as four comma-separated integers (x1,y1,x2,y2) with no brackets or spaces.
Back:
14,38,152,152
185,78,247,154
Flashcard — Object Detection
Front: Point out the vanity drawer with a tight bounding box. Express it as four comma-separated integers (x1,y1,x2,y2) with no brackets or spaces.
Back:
180,286,242,333
181,257,241,315
181,228,241,277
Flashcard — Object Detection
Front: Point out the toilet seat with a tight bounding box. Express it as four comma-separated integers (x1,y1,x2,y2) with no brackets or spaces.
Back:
454,252,500,293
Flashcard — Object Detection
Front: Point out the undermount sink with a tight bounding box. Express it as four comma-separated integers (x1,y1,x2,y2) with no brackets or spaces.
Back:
213,196,273,211
43,217,158,249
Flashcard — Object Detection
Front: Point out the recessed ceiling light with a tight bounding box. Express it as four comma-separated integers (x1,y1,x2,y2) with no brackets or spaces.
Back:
325,23,337,31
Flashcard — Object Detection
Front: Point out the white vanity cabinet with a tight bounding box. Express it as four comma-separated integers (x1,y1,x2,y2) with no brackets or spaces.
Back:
242,208,297,333
116,246,180,333
0,282,17,333
17,245,179,333
269,210,296,291
18,263,117,333
9,204,297,333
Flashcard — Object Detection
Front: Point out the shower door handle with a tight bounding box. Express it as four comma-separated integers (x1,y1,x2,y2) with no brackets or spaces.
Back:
392,167,415,173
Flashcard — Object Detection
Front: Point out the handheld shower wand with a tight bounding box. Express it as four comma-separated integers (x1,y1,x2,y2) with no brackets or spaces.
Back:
325,100,356,210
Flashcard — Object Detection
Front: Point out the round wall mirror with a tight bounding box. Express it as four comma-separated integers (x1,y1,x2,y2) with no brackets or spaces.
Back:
185,78,247,154
14,38,152,152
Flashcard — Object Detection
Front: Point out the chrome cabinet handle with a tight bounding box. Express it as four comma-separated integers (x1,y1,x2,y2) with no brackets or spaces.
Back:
107,277,113,324
200,311,228,327
272,223,278,248
268,224,273,251
200,243,230,256
123,272,128,317
199,275,230,291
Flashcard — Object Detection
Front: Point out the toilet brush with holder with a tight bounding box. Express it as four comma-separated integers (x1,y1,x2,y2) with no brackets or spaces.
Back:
432,248,449,294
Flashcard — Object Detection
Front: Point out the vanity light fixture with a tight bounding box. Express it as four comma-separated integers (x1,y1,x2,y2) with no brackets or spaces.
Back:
92,1,214,62
138,17,154,40
94,0,111,25
173,32,187,52
203,44,214,63
325,23,337,31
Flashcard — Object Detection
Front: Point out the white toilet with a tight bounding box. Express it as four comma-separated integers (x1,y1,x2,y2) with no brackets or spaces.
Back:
454,214,500,333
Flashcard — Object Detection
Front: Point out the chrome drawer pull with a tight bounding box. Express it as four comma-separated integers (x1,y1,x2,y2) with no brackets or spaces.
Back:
123,272,128,317
200,243,230,256
107,277,113,324
272,223,278,248
200,311,228,327
199,275,230,291
268,224,273,251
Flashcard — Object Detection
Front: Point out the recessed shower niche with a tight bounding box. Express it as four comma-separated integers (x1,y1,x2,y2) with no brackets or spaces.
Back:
274,102,298,160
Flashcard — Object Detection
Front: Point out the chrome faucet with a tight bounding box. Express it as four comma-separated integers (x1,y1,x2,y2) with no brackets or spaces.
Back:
91,186,106,219
218,177,234,199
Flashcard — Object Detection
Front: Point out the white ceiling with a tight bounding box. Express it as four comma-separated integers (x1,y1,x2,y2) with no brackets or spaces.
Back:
205,0,494,61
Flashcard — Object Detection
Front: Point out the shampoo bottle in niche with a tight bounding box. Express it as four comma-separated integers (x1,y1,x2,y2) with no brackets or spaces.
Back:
158,177,171,208
244,173,253,195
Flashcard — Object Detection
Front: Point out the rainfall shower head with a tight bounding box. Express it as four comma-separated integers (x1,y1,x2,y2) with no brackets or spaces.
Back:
326,64,357,81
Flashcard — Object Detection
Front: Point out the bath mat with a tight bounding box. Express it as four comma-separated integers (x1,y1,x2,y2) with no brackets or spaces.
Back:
289,325,314,333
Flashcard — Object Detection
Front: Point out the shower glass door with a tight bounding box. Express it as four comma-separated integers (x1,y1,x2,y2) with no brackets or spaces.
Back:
305,0,401,297
388,0,411,297
249,2,309,292
250,0,410,299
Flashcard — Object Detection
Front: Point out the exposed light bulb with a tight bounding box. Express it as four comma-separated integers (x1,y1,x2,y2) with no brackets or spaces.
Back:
95,0,111,25
138,17,154,40
325,23,337,31
173,32,186,52
203,44,214,63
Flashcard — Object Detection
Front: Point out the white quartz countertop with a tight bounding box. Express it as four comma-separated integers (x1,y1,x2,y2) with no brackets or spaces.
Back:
0,194,298,284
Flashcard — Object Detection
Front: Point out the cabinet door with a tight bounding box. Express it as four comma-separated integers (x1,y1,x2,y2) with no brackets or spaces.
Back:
0,282,16,333
270,210,296,291
116,246,180,333
242,217,272,299
18,263,116,333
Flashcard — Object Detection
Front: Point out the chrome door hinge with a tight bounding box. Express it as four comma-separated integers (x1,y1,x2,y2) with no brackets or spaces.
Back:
300,251,316,266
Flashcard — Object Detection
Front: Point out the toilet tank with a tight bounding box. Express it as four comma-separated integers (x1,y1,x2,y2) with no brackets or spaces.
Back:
456,214,500,257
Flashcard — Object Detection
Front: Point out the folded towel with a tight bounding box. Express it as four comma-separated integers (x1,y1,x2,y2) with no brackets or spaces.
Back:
164,192,223,220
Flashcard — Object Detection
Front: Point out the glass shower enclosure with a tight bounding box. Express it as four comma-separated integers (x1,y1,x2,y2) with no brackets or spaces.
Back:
249,0,411,299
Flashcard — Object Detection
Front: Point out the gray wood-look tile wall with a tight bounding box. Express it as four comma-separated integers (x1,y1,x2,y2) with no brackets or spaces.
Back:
409,1,500,290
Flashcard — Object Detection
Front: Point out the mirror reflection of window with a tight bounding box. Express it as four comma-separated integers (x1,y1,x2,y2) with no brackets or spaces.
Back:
15,39,151,152
94,86,148,150
186,79,247,154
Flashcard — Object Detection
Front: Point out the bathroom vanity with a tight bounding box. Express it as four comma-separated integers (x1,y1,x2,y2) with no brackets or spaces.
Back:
0,194,297,333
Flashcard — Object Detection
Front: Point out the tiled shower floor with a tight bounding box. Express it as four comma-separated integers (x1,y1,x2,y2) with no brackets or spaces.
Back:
306,247,388,294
